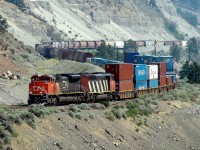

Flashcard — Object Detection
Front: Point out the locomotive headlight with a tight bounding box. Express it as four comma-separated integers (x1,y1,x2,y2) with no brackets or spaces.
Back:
30,92,32,94
40,92,42,94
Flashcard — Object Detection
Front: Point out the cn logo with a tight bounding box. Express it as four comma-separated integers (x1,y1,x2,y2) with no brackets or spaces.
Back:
165,58,170,63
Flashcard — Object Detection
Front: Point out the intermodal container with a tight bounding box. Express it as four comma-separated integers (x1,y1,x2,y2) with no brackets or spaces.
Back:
105,41,115,47
133,64,147,81
152,56,161,62
164,41,174,46
134,80,147,90
145,40,154,46
166,76,172,84
148,79,158,88
143,55,154,64
87,41,96,49
135,41,145,47
171,75,176,83
73,41,81,49
150,62,166,77
117,80,133,91
147,65,158,80
95,41,103,48
86,58,92,63
159,76,166,87
105,63,133,81
115,41,124,49
124,52,139,63
173,41,182,46
80,41,87,48
91,57,102,65
158,62,166,77
160,56,173,72
68,41,74,49
133,55,144,64
166,72,176,75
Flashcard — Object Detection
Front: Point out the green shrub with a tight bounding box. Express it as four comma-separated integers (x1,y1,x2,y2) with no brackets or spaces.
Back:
78,103,90,110
75,113,82,120
19,111,36,129
100,101,110,108
135,128,139,132
29,105,51,118
112,108,126,119
90,103,105,110
68,111,75,118
89,113,95,119
136,120,143,126
105,112,115,121
69,104,81,113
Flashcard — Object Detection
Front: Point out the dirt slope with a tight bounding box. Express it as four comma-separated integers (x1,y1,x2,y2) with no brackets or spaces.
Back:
10,101,200,150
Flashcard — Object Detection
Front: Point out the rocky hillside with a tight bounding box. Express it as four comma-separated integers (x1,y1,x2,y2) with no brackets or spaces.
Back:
0,0,200,47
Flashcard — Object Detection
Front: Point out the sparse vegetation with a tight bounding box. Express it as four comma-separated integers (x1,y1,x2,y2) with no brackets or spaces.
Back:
78,103,90,110
100,101,110,108
75,113,82,120
0,15,8,32
177,8,198,27
90,103,105,110
69,104,81,113
89,113,95,119
112,108,127,119
164,20,184,40
105,112,115,121
68,111,75,118
5,0,27,12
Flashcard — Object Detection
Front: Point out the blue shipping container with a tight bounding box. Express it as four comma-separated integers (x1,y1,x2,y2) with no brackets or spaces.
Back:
133,64,147,81
134,80,147,90
148,79,158,88
152,56,161,62
143,55,154,64
133,55,144,64
124,52,139,63
166,72,176,75
160,56,173,72
171,75,176,83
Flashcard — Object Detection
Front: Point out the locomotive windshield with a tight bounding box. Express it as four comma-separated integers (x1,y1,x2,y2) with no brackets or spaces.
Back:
31,75,55,82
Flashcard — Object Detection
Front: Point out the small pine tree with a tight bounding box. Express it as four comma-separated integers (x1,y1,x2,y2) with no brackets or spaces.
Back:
170,45,181,62
180,61,200,84
186,37,198,61
124,39,136,51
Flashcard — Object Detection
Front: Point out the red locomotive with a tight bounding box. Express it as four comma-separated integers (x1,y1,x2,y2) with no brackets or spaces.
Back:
28,63,177,105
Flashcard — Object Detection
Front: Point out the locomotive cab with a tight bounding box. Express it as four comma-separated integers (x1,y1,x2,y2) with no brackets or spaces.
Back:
28,74,59,104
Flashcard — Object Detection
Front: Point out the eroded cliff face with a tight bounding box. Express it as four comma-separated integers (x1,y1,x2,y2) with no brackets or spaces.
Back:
0,0,199,47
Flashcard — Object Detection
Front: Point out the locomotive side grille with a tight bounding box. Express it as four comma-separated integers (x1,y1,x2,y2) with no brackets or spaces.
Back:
96,81,100,92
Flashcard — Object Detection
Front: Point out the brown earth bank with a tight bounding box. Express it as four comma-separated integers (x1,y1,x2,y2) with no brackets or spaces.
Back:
10,101,200,150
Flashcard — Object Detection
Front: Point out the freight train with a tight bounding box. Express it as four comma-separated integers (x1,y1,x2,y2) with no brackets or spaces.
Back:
36,39,187,50
37,46,93,63
28,61,177,105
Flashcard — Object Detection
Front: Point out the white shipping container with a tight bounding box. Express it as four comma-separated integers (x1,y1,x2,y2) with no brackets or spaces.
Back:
105,41,115,47
86,58,92,63
115,41,125,48
145,40,154,46
147,65,158,80
181,41,187,47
